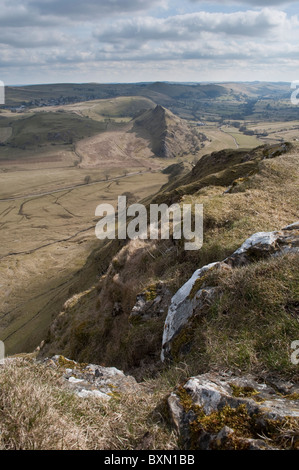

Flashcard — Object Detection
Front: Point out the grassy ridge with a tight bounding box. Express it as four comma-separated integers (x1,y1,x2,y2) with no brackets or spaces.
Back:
4,112,107,149
171,253,299,378
40,143,299,380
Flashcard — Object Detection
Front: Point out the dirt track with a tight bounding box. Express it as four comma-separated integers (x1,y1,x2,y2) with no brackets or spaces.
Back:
0,169,154,202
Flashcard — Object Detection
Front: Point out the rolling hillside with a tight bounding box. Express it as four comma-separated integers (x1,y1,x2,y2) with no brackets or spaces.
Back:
0,90,298,451
3,81,299,122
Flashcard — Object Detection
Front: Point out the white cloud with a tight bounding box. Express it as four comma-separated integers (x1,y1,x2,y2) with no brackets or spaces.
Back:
94,9,297,43
0,1,298,83
0,28,70,48
90,8,299,64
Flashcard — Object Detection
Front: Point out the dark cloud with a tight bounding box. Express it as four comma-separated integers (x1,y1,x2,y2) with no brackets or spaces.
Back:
0,0,165,27
94,9,292,44
28,0,164,19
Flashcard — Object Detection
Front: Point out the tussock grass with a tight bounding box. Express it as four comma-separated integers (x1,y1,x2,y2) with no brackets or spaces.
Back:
0,355,176,450
1,142,299,450
40,146,299,376
173,253,299,380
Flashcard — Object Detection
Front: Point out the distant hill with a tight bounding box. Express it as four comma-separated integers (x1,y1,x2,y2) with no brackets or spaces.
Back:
3,82,225,107
3,81,299,122
133,104,202,158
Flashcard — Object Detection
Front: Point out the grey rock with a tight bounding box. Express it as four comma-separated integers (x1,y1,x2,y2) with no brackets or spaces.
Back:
130,281,171,322
161,224,299,361
44,355,139,401
283,221,299,231
168,372,299,450
168,393,184,433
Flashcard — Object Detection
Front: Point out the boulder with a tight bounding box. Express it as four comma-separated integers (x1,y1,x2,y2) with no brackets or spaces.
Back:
161,224,299,361
43,355,139,400
167,372,299,450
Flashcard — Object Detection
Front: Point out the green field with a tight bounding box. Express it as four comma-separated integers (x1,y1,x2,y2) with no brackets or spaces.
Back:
220,126,262,148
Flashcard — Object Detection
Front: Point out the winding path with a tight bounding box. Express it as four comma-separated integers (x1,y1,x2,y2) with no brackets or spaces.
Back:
219,127,239,149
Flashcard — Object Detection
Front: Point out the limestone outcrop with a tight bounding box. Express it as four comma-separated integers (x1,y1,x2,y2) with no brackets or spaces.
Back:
43,355,139,400
161,223,299,361
167,372,299,450
129,281,171,323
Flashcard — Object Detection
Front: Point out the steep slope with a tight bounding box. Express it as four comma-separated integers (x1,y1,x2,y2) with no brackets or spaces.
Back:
39,142,299,382
133,105,201,158
154,142,292,201
2,141,298,451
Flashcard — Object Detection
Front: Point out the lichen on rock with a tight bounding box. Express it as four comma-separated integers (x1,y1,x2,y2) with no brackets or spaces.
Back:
167,372,299,450
161,223,299,361
43,355,139,401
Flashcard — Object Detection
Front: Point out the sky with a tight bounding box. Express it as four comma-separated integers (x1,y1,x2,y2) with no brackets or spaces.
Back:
0,0,299,85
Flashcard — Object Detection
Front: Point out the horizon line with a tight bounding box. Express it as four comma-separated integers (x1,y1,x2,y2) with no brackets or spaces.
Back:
5,80,293,87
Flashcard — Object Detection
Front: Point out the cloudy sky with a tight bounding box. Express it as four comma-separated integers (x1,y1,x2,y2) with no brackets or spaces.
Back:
0,0,299,85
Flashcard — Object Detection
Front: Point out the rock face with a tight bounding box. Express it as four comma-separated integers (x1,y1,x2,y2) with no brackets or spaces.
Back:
161,224,299,361
133,105,200,159
129,282,171,323
43,355,139,400
167,372,299,450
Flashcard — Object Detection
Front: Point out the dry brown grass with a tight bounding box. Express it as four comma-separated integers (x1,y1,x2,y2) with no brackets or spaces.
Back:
1,143,298,450
172,253,299,380
0,355,177,450
40,145,299,376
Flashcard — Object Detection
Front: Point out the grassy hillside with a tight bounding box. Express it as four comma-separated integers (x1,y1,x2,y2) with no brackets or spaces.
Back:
0,354,177,450
0,86,298,451
3,112,107,150
81,96,155,120
0,96,175,356
40,142,299,381
154,143,292,198
1,138,298,451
